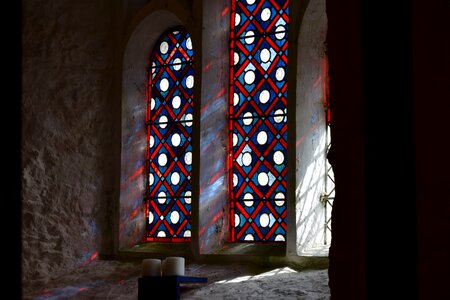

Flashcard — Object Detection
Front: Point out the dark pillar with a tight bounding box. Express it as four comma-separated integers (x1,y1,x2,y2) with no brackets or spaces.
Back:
413,1,450,299
326,1,366,299
362,1,417,299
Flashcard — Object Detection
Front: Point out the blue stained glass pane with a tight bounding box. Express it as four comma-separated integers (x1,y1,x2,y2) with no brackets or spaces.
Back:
233,32,288,62
235,32,288,58
152,63,193,86
232,87,287,120
150,63,194,123
233,200,286,241
231,34,287,119
149,96,194,124
152,31,193,67
180,66,195,90
149,164,192,198
147,198,192,238
149,122,193,196
234,0,289,37
232,117,287,201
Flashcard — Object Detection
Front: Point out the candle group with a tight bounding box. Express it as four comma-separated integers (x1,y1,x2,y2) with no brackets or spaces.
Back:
142,257,185,277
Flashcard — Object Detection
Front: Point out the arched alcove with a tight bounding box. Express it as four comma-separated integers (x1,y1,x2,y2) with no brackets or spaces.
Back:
120,7,191,251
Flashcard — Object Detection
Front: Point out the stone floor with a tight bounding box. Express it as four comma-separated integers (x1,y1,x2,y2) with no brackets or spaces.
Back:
23,260,330,299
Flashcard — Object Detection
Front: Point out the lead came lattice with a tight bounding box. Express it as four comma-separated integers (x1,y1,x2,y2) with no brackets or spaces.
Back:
146,27,194,242
230,0,289,242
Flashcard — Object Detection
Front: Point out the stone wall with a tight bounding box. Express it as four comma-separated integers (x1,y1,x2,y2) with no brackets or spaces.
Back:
22,0,119,285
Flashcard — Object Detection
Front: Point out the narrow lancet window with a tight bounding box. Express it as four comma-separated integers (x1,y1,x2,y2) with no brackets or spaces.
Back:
146,27,194,242
229,0,289,242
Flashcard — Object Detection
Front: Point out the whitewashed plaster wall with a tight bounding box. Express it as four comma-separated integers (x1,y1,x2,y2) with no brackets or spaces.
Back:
295,0,330,256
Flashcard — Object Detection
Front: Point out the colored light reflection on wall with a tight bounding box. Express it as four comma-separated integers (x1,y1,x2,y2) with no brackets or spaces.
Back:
198,0,231,254
229,0,289,242
79,251,98,266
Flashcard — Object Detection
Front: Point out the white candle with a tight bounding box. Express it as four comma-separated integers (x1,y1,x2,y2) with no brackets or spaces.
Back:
142,258,162,277
162,257,185,276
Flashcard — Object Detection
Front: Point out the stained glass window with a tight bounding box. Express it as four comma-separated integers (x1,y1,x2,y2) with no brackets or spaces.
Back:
146,27,194,242
229,0,289,242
